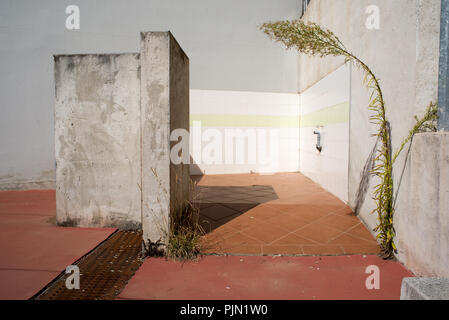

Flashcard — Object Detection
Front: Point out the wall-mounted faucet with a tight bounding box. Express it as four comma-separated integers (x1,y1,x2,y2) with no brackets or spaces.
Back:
313,128,322,152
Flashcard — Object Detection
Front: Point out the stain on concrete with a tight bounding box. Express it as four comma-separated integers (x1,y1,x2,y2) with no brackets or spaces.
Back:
57,217,81,227
97,54,111,66
147,81,165,106
75,70,105,103
67,61,75,72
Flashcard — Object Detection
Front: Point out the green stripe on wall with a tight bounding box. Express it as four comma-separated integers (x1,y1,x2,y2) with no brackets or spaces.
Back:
190,114,301,128
300,102,349,128
189,101,349,128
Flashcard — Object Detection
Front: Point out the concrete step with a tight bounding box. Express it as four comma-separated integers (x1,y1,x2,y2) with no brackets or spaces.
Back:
401,277,449,300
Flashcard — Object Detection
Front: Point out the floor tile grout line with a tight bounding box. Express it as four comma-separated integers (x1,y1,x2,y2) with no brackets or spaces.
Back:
223,208,339,246
228,231,266,246
219,203,255,214
201,224,242,246
340,230,380,245
267,232,322,246
339,221,380,244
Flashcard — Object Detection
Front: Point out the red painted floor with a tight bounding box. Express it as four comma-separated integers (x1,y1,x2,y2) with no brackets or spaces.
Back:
118,255,413,300
0,190,116,300
0,188,414,300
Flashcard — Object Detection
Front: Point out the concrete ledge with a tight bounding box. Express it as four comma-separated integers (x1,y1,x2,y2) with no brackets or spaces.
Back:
401,277,449,300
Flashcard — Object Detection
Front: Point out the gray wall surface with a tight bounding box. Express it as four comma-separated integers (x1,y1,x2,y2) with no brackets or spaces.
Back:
301,0,442,275
0,0,300,189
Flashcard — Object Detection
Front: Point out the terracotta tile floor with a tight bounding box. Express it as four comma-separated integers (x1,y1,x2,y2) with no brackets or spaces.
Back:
193,172,380,256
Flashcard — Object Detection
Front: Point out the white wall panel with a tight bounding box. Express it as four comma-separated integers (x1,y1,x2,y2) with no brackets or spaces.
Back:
299,65,350,202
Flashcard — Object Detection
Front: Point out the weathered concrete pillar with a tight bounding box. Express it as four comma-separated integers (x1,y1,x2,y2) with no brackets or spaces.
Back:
140,32,190,251
54,32,189,248
54,54,141,229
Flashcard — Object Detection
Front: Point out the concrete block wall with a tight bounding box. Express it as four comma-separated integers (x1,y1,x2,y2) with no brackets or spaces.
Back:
299,64,350,203
55,32,190,250
140,32,190,247
55,53,142,229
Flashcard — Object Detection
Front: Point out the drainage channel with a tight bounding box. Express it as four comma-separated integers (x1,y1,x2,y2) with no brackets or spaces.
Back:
33,230,144,300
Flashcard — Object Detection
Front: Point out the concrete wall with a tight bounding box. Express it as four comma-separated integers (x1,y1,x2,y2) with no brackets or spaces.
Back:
55,32,190,245
55,53,141,229
140,32,190,248
190,90,300,175
301,0,443,275
299,64,350,202
395,133,449,278
0,0,300,189
169,34,191,214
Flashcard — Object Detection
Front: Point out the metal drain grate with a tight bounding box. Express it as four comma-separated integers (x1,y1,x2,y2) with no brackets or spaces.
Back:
34,230,144,300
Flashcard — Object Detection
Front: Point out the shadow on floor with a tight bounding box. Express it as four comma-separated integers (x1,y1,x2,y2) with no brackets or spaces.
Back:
193,185,278,233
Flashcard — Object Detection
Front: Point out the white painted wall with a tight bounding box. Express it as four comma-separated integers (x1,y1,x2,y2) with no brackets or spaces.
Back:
299,64,350,202
190,89,300,175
